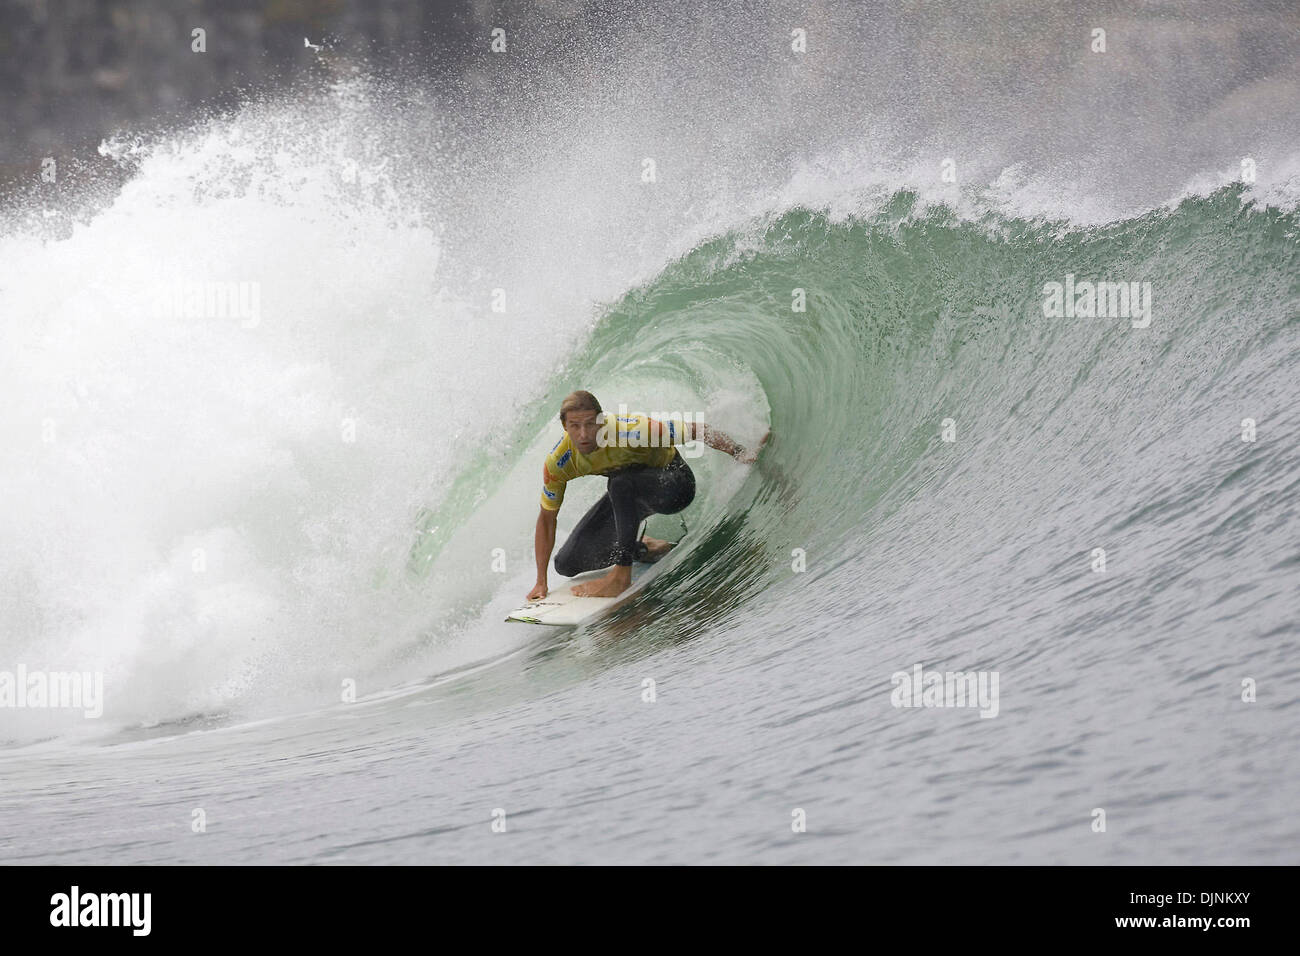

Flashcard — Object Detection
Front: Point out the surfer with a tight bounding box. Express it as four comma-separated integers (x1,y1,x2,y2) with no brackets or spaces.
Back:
528,390,767,600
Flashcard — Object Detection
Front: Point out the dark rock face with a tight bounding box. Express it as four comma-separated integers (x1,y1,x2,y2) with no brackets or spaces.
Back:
0,0,491,174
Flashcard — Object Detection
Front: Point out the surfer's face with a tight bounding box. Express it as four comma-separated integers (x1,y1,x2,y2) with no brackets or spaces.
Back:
565,410,601,455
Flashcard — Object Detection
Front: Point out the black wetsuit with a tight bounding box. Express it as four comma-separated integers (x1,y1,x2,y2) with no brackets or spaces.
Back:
553,451,695,576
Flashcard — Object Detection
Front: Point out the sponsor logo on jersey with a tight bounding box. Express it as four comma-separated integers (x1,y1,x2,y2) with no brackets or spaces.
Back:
542,486,557,500
556,449,573,469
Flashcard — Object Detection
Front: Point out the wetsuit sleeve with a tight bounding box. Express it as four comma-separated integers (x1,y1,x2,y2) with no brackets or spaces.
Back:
540,460,566,511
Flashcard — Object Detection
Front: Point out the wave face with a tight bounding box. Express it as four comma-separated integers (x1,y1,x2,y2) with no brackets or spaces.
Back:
591,191,1300,656
2,0,1299,752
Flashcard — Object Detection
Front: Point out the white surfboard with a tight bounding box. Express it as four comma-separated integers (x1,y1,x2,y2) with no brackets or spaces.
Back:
505,538,683,626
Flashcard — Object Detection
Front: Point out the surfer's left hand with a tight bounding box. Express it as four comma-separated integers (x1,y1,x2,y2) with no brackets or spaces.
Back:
736,429,770,464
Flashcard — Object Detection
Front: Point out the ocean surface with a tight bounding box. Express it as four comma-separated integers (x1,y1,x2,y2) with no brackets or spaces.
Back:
2,1,1299,863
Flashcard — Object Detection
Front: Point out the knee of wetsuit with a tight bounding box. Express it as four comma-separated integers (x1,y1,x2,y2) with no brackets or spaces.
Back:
661,482,696,514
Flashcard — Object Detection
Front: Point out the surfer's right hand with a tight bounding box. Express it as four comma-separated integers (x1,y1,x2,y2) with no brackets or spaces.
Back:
527,582,548,601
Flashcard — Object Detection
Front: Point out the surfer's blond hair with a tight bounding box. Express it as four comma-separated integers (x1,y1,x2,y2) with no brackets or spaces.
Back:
559,390,602,425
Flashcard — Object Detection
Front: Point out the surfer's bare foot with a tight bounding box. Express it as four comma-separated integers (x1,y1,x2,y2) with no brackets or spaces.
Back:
572,566,632,598
640,536,674,561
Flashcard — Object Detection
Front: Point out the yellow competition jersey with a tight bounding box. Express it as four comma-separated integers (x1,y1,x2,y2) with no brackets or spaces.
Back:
540,412,685,511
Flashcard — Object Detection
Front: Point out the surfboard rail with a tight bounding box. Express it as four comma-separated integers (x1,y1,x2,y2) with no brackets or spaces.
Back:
505,532,684,626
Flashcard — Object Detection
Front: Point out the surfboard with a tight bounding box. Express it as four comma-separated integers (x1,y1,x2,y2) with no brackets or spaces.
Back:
505,537,683,626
